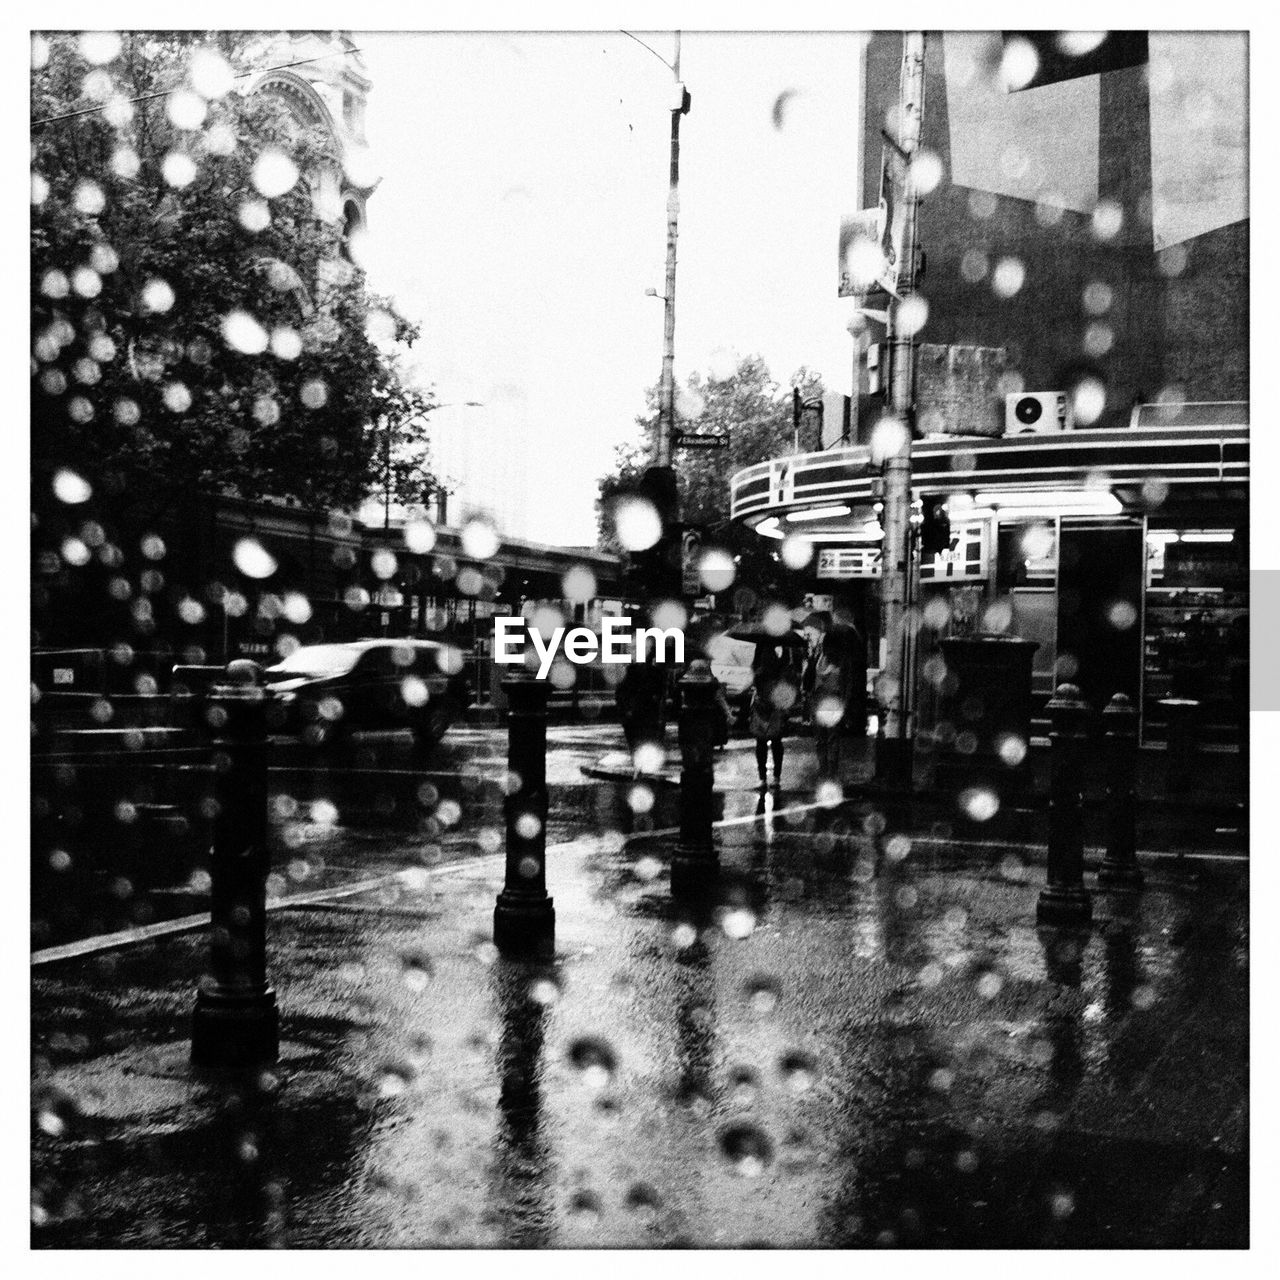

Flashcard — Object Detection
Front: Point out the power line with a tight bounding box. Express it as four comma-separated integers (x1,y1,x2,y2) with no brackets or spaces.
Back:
618,30,675,73
32,46,364,129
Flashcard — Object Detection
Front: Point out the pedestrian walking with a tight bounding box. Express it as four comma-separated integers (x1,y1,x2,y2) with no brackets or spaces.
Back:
616,633,668,761
748,641,798,790
803,610,866,784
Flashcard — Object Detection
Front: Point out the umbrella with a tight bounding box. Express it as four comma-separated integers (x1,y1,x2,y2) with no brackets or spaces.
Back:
682,616,726,659
726,622,808,648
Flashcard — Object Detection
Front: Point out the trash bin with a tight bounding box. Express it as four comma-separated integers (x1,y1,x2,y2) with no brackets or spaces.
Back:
934,635,1039,809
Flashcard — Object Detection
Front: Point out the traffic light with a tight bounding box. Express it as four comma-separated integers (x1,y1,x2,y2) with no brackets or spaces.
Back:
920,496,950,557
623,466,682,604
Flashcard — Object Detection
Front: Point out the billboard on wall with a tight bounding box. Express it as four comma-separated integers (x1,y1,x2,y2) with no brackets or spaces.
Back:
838,207,886,298
838,153,904,299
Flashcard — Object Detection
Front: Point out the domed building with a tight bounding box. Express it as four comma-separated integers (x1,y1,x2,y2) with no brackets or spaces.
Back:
247,31,376,269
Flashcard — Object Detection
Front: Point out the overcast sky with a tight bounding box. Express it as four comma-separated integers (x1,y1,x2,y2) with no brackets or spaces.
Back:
357,31,865,546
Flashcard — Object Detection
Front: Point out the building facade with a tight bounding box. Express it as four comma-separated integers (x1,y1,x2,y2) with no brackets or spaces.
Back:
250,32,376,263
736,31,1249,752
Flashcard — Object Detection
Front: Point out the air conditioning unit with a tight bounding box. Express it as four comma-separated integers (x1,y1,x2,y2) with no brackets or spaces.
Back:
1005,391,1070,435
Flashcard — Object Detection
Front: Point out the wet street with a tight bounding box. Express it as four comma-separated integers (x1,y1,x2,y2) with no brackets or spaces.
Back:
32,757,1247,1248
34,722,697,951
32,719,1245,956
27,19,1258,1258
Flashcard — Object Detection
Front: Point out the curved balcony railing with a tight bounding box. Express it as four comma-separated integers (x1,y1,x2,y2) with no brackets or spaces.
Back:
729,420,1248,525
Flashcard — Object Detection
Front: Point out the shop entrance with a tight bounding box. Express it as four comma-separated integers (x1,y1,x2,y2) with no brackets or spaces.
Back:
1056,520,1144,714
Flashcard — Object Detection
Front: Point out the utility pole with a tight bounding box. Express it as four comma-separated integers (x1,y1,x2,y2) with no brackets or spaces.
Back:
875,31,925,790
636,30,690,603
656,30,683,470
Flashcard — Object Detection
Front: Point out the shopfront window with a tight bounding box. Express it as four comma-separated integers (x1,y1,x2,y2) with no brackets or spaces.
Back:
997,520,1059,696
1143,527,1248,748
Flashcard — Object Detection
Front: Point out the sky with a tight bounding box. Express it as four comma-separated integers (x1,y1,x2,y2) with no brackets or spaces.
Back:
356,31,865,547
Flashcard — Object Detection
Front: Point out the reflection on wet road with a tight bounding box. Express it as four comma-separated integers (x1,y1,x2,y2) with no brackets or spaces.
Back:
31,810,1247,1247
32,724,681,949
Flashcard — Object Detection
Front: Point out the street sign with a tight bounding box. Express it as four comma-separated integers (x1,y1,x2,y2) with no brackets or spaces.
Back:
674,431,729,450
817,546,882,579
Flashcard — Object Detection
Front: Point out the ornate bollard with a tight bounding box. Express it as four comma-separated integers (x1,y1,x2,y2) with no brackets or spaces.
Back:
494,673,555,958
1099,692,1143,889
192,660,279,1067
670,660,719,899
1036,683,1093,927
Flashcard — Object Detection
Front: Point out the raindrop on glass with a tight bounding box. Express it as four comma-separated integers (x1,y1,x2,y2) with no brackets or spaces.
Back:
222,311,268,355
233,537,277,579
718,1123,774,1177
612,496,661,551
744,973,781,1014
161,152,197,188
566,1036,617,1090
778,1050,818,1094
253,149,299,198
52,470,91,505
166,88,206,130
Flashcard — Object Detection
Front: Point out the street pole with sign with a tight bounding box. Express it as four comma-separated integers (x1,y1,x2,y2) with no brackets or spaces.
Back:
875,30,925,791
635,32,691,608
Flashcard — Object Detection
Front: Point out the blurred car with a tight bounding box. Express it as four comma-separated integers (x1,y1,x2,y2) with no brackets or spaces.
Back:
261,639,471,747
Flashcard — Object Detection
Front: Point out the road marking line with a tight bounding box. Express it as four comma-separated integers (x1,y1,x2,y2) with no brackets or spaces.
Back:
628,798,836,844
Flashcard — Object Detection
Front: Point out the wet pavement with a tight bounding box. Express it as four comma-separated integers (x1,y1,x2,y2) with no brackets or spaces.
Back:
33,724,656,949
32,718,1245,953
32,773,1247,1248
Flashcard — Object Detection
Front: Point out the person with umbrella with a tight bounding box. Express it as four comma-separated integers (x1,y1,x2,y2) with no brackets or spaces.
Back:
803,609,866,784
745,636,801,790
615,628,669,762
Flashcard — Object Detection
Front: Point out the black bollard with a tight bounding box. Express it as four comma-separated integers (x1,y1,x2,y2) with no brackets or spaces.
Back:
670,660,719,899
1099,692,1143,889
192,660,279,1068
1036,682,1093,927
494,673,555,958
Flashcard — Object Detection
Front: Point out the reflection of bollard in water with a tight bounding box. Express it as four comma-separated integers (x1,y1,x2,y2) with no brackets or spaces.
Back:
1036,683,1093,927
494,674,555,958
192,660,279,1067
1160,697,1200,796
1099,692,1143,889
671,661,718,899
